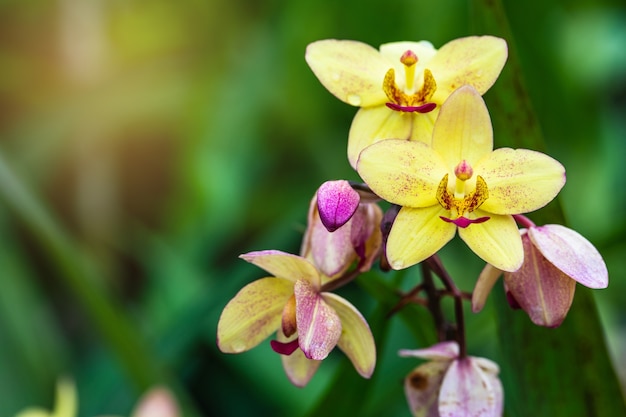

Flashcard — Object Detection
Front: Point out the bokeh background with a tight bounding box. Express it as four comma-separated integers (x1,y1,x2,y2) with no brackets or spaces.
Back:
1,0,625,416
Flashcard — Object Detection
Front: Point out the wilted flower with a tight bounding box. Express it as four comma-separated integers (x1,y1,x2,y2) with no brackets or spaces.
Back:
357,85,566,271
305,36,507,168
472,224,609,327
217,250,376,387
301,180,383,277
399,341,503,417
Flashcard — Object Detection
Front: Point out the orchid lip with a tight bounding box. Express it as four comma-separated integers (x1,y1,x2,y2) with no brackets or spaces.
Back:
385,102,436,113
440,215,490,228
270,339,300,356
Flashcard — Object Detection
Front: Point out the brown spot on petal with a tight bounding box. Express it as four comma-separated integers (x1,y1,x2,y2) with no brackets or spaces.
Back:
408,370,429,391
281,295,297,337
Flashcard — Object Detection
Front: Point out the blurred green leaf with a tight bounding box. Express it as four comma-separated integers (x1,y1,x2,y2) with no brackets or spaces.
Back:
0,152,162,390
495,288,626,416
472,1,626,415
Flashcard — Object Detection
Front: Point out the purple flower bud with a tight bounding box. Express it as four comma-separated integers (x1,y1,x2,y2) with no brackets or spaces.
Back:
317,180,360,232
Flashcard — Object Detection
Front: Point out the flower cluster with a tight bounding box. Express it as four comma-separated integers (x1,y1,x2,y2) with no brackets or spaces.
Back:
217,35,608,416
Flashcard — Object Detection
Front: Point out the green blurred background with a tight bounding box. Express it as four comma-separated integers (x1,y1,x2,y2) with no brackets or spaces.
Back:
0,0,624,416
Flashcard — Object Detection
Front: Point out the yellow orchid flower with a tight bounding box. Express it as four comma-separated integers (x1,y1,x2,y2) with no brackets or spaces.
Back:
305,36,507,168
217,250,376,387
357,85,566,272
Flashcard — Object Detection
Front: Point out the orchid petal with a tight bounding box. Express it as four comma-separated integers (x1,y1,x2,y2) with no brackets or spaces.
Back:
504,233,576,327
240,250,320,288
387,205,457,270
379,41,436,58
348,106,413,169
379,40,437,80
480,363,504,416
472,263,504,313
357,139,447,207
132,387,180,417
217,278,293,353
386,102,437,113
432,85,493,170
404,361,450,417
399,340,459,360
277,329,321,387
529,224,608,289
473,355,504,414
300,195,318,260
323,292,376,378
409,108,439,146
53,378,77,417
428,36,508,103
305,39,389,107
439,358,501,417
352,203,384,272
271,339,300,355
459,211,523,272
280,294,297,337
309,211,356,277
295,280,342,360
503,279,522,309
317,180,360,232
349,204,372,258
476,148,566,214
15,410,50,417
473,356,501,375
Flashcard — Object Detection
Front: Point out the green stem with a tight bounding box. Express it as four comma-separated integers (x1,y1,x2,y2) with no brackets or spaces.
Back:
425,255,467,358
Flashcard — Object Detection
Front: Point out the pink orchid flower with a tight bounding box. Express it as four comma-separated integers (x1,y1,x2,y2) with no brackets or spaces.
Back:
472,224,609,327
399,341,503,417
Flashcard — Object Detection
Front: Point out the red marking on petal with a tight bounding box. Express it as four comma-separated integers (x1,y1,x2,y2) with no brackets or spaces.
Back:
385,102,436,113
270,339,299,356
505,290,522,310
439,216,490,228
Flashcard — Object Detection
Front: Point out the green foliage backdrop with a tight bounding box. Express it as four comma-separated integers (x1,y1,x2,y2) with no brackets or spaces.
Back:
0,0,624,416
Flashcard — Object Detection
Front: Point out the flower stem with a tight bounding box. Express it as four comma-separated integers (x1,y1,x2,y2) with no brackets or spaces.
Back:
513,214,536,228
321,267,362,292
425,255,467,358
386,283,427,318
420,263,447,342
